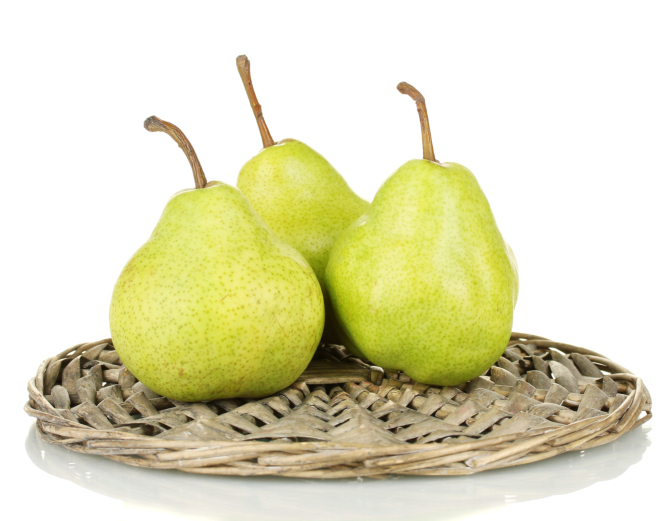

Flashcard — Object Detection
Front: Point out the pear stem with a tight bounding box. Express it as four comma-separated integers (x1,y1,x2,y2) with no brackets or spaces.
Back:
236,55,275,148
397,82,437,162
144,116,208,189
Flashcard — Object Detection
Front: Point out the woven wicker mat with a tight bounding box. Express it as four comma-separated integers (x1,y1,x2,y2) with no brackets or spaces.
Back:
25,332,652,478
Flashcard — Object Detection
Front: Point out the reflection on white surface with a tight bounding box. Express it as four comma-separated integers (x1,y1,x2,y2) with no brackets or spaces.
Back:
26,424,651,521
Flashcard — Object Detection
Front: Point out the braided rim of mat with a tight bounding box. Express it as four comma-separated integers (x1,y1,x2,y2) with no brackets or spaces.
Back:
25,332,652,478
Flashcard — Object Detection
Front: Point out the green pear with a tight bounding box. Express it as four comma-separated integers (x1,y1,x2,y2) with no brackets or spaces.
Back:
325,83,519,386
234,56,369,346
109,117,324,402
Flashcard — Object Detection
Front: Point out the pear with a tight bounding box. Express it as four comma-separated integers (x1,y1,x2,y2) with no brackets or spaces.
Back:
234,55,369,346
109,117,324,401
325,83,519,386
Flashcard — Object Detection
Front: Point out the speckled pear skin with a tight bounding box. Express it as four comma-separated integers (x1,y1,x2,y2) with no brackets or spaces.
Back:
109,182,325,402
325,160,518,386
237,140,369,342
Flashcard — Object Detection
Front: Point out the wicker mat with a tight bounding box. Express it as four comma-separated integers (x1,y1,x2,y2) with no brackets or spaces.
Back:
25,332,652,478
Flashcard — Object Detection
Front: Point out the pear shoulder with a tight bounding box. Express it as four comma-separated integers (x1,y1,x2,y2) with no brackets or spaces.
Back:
238,140,368,218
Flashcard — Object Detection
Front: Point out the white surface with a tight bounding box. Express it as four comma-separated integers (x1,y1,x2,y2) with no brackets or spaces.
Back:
1,2,670,520
23,424,654,521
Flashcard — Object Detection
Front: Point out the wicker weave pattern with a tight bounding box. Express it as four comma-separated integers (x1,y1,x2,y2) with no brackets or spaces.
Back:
25,333,652,478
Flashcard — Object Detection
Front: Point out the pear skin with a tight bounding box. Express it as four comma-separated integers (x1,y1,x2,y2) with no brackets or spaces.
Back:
326,160,517,385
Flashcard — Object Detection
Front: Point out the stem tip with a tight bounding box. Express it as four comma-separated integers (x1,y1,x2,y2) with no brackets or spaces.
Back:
397,82,425,103
144,116,166,133
236,55,250,73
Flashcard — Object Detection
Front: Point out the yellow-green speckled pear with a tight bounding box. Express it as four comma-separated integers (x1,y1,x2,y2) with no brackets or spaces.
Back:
109,117,324,402
325,83,519,386
234,56,368,346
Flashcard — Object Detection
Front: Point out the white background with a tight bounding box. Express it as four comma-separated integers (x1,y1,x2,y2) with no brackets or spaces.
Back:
1,1,670,519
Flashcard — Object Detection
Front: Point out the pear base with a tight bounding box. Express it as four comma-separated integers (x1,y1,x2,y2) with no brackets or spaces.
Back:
26,332,651,478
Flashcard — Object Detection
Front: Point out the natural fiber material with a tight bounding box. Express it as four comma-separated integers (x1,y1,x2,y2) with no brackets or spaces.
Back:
25,333,652,478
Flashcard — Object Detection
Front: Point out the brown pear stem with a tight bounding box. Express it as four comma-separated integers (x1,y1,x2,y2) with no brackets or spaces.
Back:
144,116,208,189
236,55,275,148
397,82,437,162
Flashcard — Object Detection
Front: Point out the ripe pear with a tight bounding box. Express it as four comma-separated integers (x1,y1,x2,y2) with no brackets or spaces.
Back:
109,117,324,402
234,56,369,346
325,83,519,386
